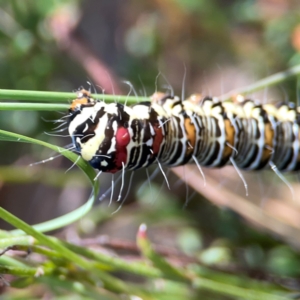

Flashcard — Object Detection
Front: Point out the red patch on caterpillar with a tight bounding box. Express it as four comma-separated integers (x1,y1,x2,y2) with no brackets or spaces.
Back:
152,125,164,156
116,127,130,146
111,127,130,173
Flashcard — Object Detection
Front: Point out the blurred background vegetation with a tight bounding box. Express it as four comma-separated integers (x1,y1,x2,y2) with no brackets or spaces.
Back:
0,0,300,299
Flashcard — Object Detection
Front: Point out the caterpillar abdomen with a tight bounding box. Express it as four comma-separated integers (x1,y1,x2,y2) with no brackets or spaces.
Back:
68,89,300,173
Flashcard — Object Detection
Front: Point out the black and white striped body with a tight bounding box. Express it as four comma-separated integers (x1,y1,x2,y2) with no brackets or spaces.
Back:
68,90,300,173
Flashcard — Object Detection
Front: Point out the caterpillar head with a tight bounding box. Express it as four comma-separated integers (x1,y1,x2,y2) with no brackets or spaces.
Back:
68,90,131,173
69,89,96,119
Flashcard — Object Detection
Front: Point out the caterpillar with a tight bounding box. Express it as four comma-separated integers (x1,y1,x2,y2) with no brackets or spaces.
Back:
68,89,300,174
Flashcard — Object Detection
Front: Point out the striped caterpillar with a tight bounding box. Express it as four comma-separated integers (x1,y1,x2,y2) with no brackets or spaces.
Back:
68,89,300,175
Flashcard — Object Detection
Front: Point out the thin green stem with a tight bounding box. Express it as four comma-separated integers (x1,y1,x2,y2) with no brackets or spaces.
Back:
192,277,287,300
220,64,300,100
1,244,63,259
0,207,91,269
0,234,162,278
0,233,290,299
0,89,149,104
0,264,51,277
59,240,163,278
0,219,150,296
0,102,69,111
0,236,35,249
0,255,34,268
0,64,299,107
0,90,76,102
137,224,189,282
37,277,121,300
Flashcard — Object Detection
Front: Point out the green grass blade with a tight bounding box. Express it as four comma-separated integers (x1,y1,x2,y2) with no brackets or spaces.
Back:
0,129,99,234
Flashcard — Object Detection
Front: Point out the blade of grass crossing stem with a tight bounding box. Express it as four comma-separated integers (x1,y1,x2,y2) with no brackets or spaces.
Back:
0,129,99,234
